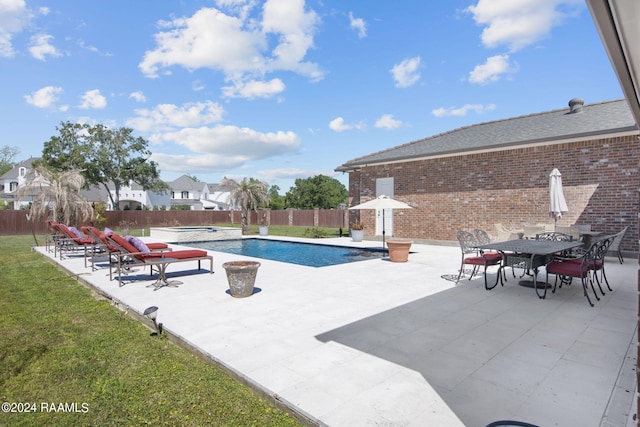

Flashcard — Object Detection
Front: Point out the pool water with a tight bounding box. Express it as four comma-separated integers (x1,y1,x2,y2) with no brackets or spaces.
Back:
187,239,384,267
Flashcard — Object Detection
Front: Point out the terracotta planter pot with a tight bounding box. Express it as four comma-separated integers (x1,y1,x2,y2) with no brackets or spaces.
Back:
223,261,261,297
386,239,412,262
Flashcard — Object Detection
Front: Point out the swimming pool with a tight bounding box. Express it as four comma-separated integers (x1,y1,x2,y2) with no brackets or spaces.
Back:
187,239,384,267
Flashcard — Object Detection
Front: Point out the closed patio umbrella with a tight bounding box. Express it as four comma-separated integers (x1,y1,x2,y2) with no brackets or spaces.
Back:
349,195,412,252
549,168,568,229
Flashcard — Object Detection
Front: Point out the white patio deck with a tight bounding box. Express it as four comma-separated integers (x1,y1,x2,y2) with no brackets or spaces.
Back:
36,236,637,427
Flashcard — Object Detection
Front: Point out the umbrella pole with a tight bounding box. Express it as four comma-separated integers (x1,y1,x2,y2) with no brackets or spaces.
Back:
382,209,386,255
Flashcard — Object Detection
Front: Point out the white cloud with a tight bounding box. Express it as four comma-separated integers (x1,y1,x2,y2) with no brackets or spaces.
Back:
77,39,99,53
0,0,32,57
390,56,421,88
24,85,63,109
221,78,285,99
139,8,264,78
129,91,146,103
328,117,364,132
129,97,300,173
192,80,206,91
126,101,225,132
432,103,496,117
465,0,583,52
258,167,331,182
28,33,61,61
152,125,300,168
139,1,323,97
468,54,514,84
329,117,350,132
151,152,248,173
374,114,402,129
262,0,322,78
79,89,107,109
349,12,366,38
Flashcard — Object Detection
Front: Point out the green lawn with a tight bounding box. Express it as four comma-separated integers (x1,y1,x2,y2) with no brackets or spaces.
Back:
0,234,303,426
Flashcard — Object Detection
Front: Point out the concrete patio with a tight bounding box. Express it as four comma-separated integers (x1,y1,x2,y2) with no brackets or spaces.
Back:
37,236,637,427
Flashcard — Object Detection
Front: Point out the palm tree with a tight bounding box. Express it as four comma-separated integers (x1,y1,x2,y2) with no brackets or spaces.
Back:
220,177,270,235
17,166,94,244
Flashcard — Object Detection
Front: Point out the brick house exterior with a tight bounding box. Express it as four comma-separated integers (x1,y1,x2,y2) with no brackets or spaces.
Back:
336,99,639,255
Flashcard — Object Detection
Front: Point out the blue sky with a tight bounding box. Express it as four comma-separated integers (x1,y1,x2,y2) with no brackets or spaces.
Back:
0,0,624,192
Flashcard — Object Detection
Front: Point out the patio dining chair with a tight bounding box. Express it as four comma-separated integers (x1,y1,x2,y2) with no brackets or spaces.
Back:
608,226,628,264
561,235,615,297
473,228,492,245
476,228,520,279
546,243,599,307
456,230,502,290
535,232,572,241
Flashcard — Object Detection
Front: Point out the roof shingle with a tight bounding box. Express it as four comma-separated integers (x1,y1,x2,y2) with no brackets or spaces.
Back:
336,99,638,171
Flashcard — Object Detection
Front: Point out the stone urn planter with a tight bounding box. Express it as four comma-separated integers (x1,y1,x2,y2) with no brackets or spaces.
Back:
386,239,412,262
222,261,261,297
351,229,364,242
259,225,269,236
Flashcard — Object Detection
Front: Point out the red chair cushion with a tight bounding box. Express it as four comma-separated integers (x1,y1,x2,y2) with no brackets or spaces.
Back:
147,242,169,250
464,252,502,266
546,261,589,278
564,258,603,270
108,233,143,257
140,249,208,261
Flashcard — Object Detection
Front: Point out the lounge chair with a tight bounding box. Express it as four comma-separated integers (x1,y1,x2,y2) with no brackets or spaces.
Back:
53,223,98,265
45,220,63,253
81,226,170,271
105,233,213,287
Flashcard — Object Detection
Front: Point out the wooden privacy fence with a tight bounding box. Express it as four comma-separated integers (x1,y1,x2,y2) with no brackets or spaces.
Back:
0,209,350,236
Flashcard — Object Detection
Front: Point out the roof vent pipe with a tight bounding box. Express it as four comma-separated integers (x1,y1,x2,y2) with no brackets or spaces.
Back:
568,98,584,114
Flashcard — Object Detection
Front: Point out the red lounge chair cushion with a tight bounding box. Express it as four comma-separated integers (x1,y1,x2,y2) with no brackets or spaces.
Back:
86,226,168,252
140,249,208,260
58,224,93,244
147,242,169,250
109,233,143,257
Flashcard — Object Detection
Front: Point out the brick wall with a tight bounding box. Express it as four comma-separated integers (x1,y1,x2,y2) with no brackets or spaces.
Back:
349,135,638,253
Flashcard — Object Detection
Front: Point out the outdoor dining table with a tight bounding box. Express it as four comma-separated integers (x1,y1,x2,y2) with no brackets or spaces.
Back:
478,239,583,299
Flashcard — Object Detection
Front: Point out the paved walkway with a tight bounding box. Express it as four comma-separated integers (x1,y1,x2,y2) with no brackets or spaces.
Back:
37,236,637,427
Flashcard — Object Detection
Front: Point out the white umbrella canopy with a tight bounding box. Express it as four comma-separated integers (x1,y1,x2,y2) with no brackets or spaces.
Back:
549,168,568,228
349,195,413,211
349,195,412,251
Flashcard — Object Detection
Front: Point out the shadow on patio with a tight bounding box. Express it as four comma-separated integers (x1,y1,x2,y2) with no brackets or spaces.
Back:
316,262,637,427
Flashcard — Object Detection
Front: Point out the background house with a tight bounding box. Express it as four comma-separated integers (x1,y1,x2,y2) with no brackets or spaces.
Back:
1,157,109,209
107,181,170,211
0,157,35,209
336,98,638,254
168,175,231,210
